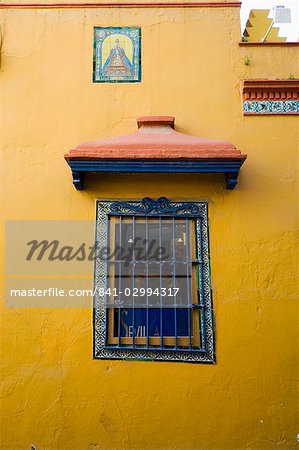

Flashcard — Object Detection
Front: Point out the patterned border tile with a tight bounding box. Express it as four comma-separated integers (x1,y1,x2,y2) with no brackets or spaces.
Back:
243,100,299,115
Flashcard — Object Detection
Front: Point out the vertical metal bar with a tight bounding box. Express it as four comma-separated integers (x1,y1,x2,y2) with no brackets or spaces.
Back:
172,218,178,349
118,216,122,347
104,215,110,347
159,217,163,349
132,216,135,348
145,217,149,349
199,218,206,351
185,218,192,349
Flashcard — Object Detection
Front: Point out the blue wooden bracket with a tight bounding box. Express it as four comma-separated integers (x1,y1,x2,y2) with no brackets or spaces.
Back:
69,160,245,190
226,172,239,189
71,170,84,190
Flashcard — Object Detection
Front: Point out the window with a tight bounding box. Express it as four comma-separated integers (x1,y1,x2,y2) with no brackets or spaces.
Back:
93,197,215,363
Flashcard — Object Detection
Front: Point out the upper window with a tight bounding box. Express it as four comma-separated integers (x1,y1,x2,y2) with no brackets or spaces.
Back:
240,3,299,43
93,197,215,363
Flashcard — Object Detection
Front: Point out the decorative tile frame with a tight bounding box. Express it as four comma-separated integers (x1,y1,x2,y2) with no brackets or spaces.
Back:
93,197,215,364
93,27,141,83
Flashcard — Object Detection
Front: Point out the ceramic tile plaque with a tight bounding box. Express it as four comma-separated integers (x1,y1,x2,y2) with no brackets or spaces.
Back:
93,27,141,83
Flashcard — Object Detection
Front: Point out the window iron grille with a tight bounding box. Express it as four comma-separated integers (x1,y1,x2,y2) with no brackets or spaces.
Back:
94,197,215,363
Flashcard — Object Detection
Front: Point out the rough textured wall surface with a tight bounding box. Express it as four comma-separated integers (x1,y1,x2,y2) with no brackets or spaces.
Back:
0,4,298,450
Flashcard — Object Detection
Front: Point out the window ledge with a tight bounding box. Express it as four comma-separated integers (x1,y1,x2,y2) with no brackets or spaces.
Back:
239,42,299,47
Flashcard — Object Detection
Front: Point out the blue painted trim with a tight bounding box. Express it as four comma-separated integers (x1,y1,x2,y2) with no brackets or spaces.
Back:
69,160,244,190
69,160,243,172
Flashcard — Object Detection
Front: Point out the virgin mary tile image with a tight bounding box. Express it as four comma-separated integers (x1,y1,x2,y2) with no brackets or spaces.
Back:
93,27,141,83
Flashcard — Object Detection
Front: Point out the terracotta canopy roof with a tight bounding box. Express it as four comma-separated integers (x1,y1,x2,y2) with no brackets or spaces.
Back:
65,116,247,162
65,116,247,190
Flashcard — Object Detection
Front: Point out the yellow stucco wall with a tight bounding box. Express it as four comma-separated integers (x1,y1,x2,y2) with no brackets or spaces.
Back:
0,3,298,449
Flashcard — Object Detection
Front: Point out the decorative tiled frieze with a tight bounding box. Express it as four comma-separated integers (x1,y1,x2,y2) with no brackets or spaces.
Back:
242,80,299,115
243,100,299,114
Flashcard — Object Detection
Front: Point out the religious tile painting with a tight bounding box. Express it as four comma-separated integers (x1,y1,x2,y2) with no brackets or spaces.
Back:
93,27,141,83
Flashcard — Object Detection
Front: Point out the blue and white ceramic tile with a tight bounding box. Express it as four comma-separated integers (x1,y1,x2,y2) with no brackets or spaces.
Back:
243,100,299,114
